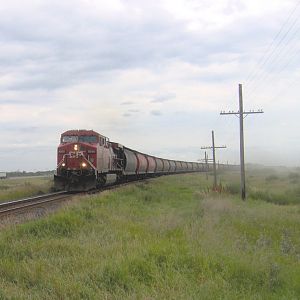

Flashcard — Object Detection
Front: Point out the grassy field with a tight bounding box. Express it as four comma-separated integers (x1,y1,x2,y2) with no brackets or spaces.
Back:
0,169,299,299
221,166,300,205
0,176,54,203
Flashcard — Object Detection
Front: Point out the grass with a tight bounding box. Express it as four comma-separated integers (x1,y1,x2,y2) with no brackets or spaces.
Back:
220,167,300,205
0,176,53,203
0,170,299,299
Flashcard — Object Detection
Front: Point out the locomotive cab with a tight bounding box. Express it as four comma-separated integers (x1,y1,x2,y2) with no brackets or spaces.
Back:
54,129,120,191
55,130,99,191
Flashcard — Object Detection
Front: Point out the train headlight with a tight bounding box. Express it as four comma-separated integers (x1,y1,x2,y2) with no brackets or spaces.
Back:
74,144,78,151
62,163,66,167
81,162,87,168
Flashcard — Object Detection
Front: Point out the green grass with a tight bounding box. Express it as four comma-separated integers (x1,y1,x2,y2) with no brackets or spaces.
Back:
0,176,53,203
0,171,299,299
220,167,300,205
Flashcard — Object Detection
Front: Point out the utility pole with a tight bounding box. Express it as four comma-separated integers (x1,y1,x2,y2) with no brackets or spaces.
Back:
199,152,212,180
205,151,208,180
201,130,226,190
220,83,264,200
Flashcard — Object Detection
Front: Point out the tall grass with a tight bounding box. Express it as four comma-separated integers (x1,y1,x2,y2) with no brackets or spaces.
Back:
0,177,53,203
0,173,299,299
249,188,300,205
222,169,300,205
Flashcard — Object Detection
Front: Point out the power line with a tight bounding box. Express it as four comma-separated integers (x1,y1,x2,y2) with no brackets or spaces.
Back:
245,0,300,83
245,0,300,88
247,23,300,98
247,43,300,101
247,16,299,87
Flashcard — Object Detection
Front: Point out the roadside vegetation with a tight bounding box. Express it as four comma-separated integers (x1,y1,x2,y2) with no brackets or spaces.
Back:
0,169,299,299
0,176,53,203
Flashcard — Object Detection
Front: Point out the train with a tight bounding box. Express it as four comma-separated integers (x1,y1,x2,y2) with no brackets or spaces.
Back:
54,129,204,191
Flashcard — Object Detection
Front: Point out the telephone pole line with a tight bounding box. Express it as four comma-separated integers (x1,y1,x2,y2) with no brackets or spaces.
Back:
201,130,226,189
220,83,264,200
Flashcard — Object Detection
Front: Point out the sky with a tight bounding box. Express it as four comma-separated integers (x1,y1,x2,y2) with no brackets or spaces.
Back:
0,0,299,171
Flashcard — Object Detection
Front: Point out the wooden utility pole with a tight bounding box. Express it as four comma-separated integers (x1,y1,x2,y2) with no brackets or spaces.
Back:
199,152,211,180
220,83,264,200
201,130,226,190
205,151,208,180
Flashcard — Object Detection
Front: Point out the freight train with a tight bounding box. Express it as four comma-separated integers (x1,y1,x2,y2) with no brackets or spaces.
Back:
54,129,204,191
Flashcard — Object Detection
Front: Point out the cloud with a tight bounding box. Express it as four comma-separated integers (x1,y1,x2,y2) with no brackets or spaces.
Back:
121,101,134,105
0,0,298,170
151,93,176,103
0,0,283,95
151,110,162,116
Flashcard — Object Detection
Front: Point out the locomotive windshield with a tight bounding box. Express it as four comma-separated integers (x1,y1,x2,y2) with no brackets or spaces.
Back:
61,135,98,143
62,135,78,143
78,136,98,143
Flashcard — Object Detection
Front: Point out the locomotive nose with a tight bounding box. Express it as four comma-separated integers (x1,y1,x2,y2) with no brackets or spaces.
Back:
57,142,97,170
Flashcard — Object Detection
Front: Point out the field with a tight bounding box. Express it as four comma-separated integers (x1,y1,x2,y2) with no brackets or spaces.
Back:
0,168,299,299
0,176,53,203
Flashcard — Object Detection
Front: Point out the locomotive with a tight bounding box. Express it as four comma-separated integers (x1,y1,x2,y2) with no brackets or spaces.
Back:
54,129,203,191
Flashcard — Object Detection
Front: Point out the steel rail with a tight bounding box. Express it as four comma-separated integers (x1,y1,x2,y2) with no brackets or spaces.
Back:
0,191,71,216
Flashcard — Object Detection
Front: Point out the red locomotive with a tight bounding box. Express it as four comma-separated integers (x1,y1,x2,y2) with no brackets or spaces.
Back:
54,129,203,191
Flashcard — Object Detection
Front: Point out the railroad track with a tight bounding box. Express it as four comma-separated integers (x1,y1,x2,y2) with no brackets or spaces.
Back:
0,191,72,217
0,175,172,219
0,180,142,218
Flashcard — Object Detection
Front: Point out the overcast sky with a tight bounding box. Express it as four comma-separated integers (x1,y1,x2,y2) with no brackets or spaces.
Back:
0,0,299,171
